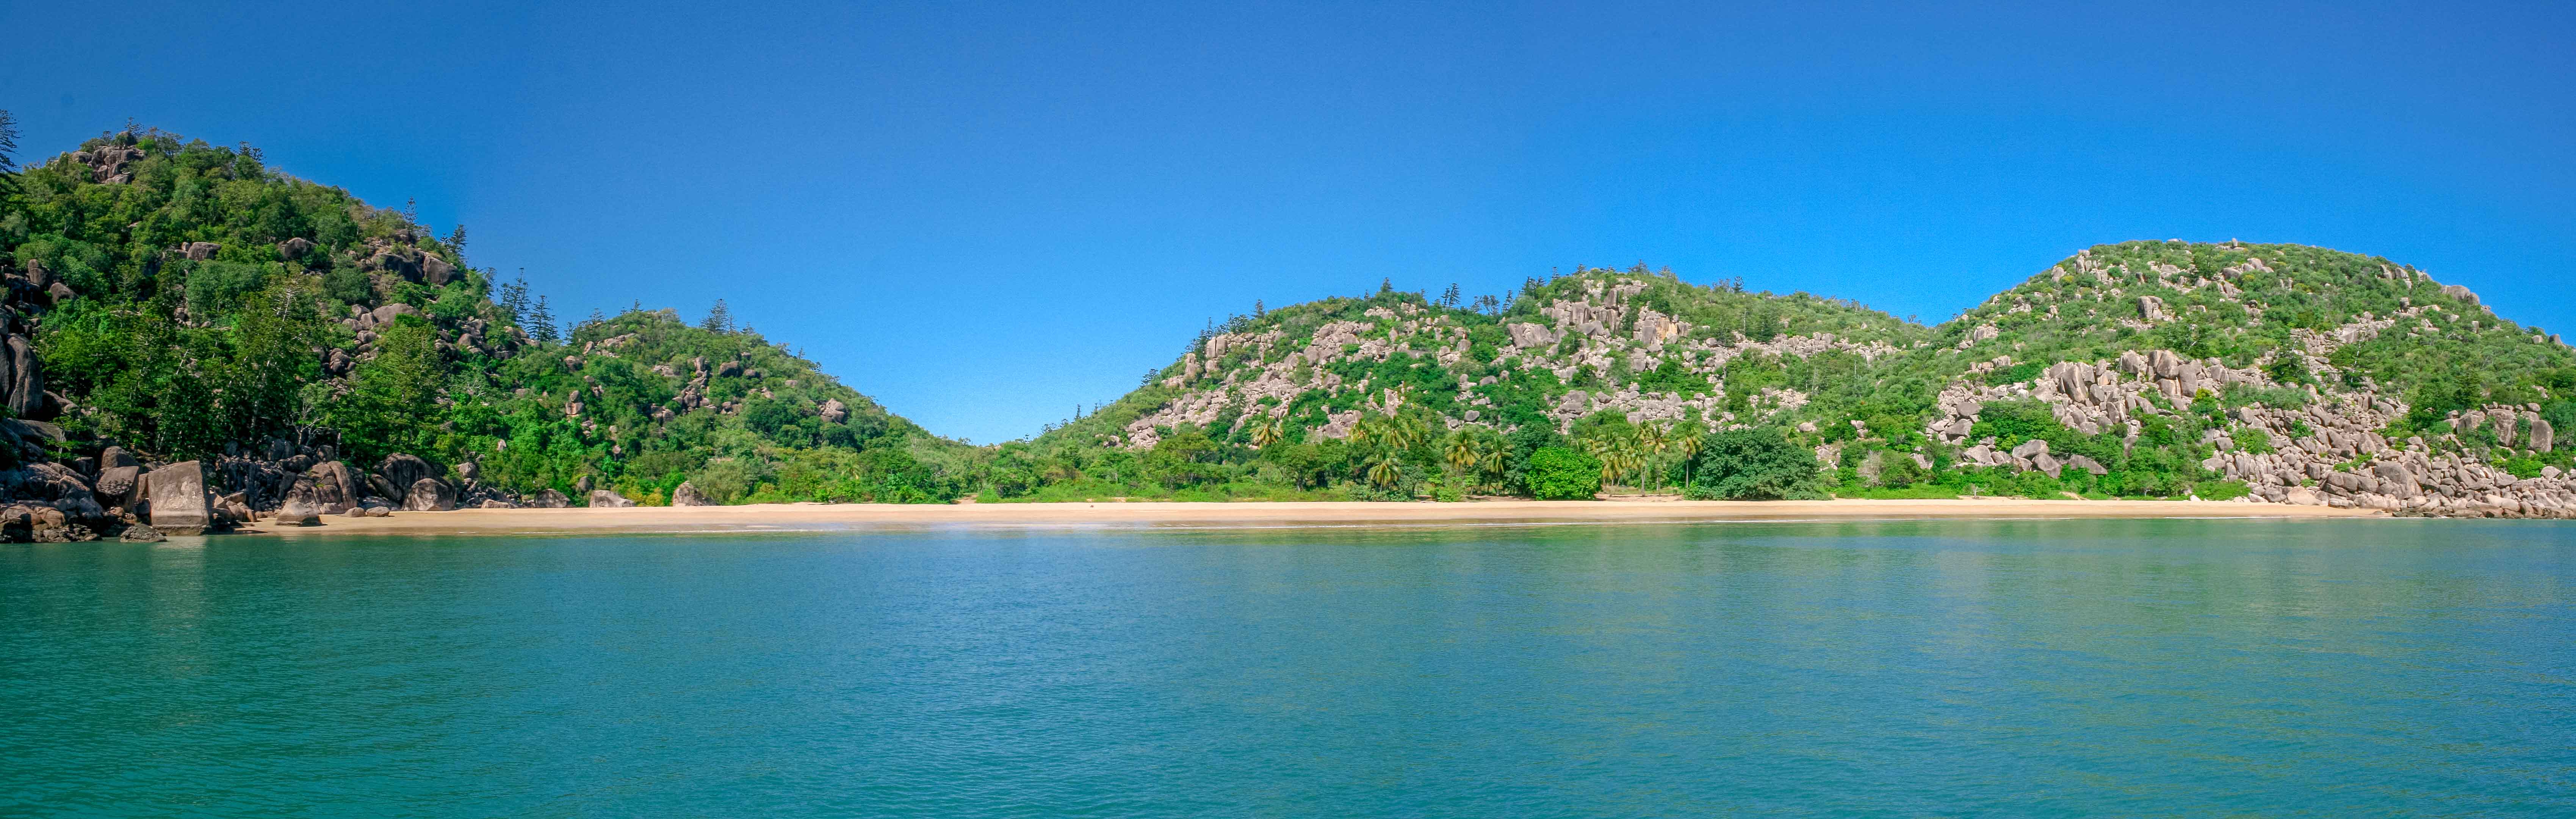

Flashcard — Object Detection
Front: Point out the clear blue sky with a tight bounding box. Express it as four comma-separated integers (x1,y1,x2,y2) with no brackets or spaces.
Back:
6,1,2571,443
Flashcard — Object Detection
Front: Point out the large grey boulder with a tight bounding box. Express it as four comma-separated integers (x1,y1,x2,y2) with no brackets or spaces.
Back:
402,478,457,512
587,490,635,508
379,454,435,496
2440,283,2480,306
144,460,215,535
302,461,361,514
2372,462,2419,497
671,481,716,506
526,489,570,509
2010,439,2050,460
94,465,144,512
4,334,41,419
2526,416,2553,453
98,446,140,470
119,525,167,542
271,498,321,527
421,254,454,286
819,399,848,424
2064,454,2109,476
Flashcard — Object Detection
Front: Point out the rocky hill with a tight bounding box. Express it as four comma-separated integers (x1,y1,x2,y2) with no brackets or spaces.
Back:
3,121,2570,534
1018,243,2576,517
0,125,970,540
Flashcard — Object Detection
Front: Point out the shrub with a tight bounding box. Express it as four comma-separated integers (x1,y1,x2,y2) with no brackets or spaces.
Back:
1526,447,1601,500
1688,427,1822,500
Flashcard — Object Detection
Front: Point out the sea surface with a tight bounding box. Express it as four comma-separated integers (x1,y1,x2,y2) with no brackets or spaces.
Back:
3,518,2571,816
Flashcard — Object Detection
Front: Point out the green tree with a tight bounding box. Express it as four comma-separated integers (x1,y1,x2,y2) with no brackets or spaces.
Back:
1687,427,1822,500
328,318,447,464
1526,446,1601,500
702,299,733,333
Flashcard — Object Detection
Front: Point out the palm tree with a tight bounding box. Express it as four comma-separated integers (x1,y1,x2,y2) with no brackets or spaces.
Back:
1672,426,1705,490
1444,433,1482,474
1365,454,1402,489
1250,418,1285,449
1638,422,1672,492
1581,432,1641,489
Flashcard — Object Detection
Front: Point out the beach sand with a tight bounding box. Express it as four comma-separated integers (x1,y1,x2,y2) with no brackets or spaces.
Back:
244,497,2383,537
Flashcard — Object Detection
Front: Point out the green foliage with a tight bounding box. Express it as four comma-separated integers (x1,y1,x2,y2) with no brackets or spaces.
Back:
0,126,969,503
1525,447,1601,500
1985,360,2044,385
1686,427,1821,500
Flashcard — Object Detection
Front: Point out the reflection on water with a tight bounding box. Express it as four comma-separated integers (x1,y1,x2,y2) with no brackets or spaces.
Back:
3,518,2571,816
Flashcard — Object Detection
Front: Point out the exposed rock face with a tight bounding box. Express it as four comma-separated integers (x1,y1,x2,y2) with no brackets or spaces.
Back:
145,460,215,535
94,465,144,513
299,461,361,514
588,489,636,508
402,478,457,512
5,334,43,418
819,399,848,424
671,481,716,506
379,454,436,497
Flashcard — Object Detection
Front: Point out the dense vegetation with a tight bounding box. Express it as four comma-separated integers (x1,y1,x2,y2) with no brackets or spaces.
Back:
0,123,974,504
990,244,2574,506
3,120,2567,512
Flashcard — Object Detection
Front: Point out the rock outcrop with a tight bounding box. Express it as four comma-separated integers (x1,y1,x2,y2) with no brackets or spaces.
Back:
671,481,716,506
145,461,215,535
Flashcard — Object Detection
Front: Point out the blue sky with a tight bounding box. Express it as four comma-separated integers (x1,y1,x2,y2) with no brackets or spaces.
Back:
5,1,2571,443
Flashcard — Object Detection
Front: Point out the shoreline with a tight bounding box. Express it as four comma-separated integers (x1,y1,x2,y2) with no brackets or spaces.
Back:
240,498,2387,537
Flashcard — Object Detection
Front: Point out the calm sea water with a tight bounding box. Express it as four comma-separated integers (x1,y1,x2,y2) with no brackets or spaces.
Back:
3,519,2572,816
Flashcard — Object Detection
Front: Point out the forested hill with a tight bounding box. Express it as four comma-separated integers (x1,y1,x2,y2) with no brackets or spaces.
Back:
0,124,974,536
1,121,2571,531
1000,243,2576,517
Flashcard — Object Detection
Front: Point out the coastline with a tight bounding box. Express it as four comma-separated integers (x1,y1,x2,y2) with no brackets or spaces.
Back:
242,497,2385,537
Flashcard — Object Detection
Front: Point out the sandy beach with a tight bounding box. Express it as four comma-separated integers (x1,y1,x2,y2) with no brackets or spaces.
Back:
244,497,2384,537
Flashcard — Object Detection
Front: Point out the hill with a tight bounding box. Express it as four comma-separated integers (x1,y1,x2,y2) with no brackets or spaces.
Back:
2,120,2571,532
0,124,972,538
1004,243,2576,517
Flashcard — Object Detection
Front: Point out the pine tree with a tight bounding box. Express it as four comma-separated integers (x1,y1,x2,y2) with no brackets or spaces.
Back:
1442,283,1460,308
1253,299,1265,318
499,275,530,323
1380,277,1393,294
702,299,734,333
529,296,559,344
445,224,468,254
0,109,18,174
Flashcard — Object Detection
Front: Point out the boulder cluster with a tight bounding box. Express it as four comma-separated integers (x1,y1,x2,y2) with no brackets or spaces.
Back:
0,441,580,541
1923,348,2572,518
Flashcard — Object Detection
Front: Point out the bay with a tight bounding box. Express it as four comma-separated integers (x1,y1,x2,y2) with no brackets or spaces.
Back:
3,518,2571,816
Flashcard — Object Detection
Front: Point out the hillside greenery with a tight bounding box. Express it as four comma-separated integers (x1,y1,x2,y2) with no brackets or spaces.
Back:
0,124,974,505
5,121,2568,509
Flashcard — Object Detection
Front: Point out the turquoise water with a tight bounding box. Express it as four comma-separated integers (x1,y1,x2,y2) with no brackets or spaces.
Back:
3,519,2572,816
